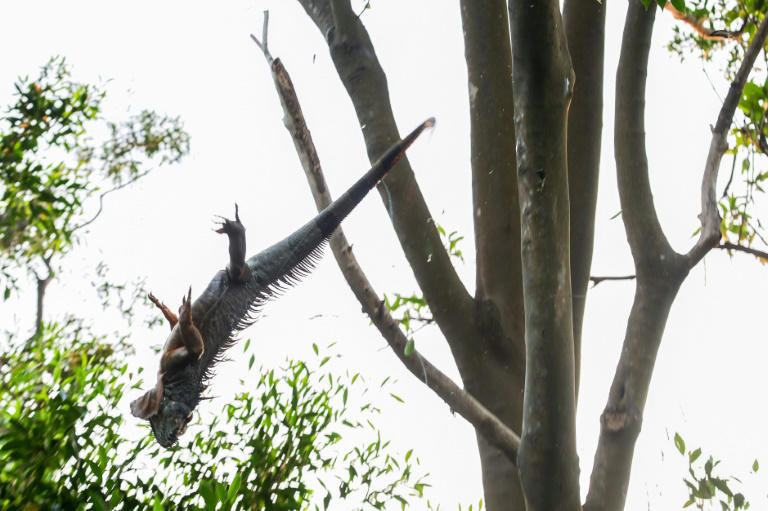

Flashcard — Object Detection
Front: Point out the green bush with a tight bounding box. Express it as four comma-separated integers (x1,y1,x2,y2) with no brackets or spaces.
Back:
0,325,429,510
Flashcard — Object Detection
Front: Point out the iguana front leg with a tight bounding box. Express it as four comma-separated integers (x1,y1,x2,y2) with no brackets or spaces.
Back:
215,204,250,283
148,293,178,330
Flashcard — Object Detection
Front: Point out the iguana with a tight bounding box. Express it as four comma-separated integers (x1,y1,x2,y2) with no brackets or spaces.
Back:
130,118,434,447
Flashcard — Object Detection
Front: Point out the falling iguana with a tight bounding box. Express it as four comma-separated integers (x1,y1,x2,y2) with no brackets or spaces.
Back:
130,118,434,447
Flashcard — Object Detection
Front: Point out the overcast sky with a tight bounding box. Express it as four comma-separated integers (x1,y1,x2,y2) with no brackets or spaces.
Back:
0,1,767,509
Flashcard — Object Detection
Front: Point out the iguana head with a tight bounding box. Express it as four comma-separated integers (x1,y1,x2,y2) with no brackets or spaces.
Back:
148,398,194,448
130,366,202,448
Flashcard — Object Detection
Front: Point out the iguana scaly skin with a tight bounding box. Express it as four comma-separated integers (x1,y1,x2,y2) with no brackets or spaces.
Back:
130,118,434,447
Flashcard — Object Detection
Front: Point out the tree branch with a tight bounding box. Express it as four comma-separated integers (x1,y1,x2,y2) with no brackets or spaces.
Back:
665,3,748,41
588,274,636,286
564,0,607,396
254,42,520,462
72,168,153,232
686,17,768,267
458,4,528,505
459,0,524,357
249,11,273,63
296,0,479,372
614,5,683,274
716,242,769,260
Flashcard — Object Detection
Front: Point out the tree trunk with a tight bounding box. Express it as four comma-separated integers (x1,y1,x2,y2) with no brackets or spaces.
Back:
508,0,581,508
459,1,526,508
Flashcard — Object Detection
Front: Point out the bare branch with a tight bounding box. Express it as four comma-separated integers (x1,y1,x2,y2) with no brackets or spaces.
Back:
249,11,273,64
588,275,636,287
614,2,683,275
686,17,768,267
564,0,607,395
254,47,520,462
459,1,523,356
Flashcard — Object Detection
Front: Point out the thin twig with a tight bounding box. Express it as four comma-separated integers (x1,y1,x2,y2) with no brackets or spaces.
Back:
72,169,152,232
249,11,273,64
715,242,768,260
588,275,637,287
721,150,738,198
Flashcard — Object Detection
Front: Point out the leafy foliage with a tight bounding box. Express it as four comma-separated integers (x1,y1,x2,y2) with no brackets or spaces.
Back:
0,321,141,509
0,321,429,510
674,432,759,510
662,0,767,255
0,57,190,297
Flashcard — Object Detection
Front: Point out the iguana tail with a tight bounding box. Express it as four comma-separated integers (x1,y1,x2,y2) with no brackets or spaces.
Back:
245,118,434,300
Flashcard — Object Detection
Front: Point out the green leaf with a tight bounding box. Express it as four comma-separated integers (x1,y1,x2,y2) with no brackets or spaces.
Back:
228,471,242,501
670,0,685,12
752,459,759,472
200,481,216,511
215,481,227,501
713,477,732,497
689,448,702,463
404,339,415,357
674,432,686,455
91,495,107,511
390,393,404,403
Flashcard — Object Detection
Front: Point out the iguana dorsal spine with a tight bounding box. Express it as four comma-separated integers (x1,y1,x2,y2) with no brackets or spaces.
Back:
131,118,434,447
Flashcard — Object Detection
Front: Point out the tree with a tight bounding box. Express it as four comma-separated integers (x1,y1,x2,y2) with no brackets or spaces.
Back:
0,58,431,511
0,57,189,339
248,1,767,509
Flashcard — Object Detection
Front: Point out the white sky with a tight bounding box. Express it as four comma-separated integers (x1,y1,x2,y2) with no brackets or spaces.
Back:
0,1,767,509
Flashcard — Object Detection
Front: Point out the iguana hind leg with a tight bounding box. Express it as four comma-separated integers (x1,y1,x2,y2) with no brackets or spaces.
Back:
215,203,250,283
148,293,178,330
177,287,204,360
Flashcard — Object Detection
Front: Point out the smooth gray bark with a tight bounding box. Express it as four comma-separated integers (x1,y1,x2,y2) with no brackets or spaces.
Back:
508,0,581,508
